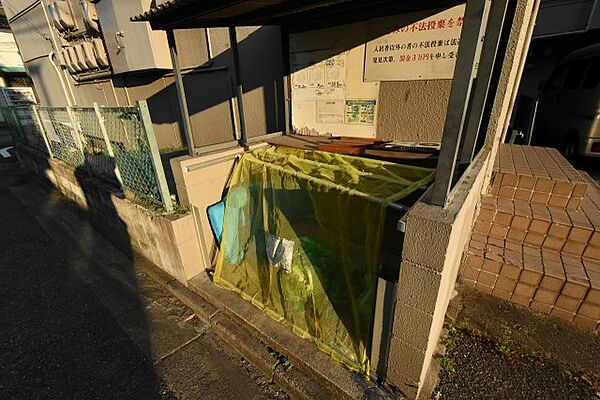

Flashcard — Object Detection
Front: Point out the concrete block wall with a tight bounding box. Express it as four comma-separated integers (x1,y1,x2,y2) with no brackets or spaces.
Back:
386,153,488,398
16,144,203,284
386,0,540,396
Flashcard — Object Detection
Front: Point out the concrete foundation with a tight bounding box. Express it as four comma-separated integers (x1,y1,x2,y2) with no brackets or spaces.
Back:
16,144,203,285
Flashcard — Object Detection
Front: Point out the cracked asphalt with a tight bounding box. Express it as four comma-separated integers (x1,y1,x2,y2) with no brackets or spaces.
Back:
0,156,287,399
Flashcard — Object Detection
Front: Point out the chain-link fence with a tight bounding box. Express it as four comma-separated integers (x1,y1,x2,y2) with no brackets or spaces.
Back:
0,106,49,154
1,102,173,212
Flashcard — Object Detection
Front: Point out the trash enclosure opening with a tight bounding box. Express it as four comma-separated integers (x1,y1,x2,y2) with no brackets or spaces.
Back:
212,146,435,375
136,0,516,384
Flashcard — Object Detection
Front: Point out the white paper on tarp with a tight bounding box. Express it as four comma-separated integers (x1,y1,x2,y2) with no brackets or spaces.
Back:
266,234,294,273
364,4,465,81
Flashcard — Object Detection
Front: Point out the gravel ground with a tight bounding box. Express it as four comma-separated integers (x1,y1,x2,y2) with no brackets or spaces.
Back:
433,328,598,400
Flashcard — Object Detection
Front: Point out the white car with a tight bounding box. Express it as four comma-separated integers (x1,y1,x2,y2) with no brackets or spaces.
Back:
534,43,600,158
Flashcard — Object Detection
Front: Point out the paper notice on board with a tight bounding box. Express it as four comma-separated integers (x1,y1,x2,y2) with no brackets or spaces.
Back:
316,99,345,123
364,4,465,81
292,68,308,88
291,51,346,89
308,64,325,87
345,99,376,125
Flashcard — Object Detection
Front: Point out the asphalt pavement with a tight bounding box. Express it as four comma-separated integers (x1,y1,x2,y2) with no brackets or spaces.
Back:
0,155,287,399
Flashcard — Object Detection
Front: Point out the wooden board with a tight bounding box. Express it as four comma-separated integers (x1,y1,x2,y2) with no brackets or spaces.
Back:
364,149,434,160
317,143,367,155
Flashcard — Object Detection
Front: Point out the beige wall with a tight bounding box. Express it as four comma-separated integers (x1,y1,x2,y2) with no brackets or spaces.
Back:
289,10,453,142
377,80,452,142
7,1,52,63
71,79,120,107
25,57,69,106
169,143,269,269
18,144,203,284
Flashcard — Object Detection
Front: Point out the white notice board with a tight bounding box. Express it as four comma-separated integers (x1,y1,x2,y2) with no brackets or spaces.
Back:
364,5,465,81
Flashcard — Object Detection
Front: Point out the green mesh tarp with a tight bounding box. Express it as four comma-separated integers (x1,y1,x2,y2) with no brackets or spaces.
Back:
214,146,435,375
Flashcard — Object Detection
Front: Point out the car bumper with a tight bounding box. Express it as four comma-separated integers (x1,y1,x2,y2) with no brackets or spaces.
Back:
581,137,600,157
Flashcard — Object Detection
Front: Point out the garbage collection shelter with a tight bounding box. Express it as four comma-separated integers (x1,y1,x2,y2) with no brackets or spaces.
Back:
133,0,540,397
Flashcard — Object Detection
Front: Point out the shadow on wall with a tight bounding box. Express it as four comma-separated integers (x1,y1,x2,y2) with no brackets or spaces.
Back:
11,149,169,398
117,4,449,151
114,26,287,150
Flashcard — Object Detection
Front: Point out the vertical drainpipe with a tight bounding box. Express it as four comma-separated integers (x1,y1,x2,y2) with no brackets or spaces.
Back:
166,29,196,155
281,25,292,135
228,27,248,146
40,0,76,106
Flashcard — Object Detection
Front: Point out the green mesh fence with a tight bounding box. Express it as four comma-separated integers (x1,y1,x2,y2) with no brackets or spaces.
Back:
39,107,85,167
99,107,163,206
3,104,171,211
0,106,48,154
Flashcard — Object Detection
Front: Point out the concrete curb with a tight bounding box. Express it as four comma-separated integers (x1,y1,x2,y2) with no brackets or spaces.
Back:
131,255,337,400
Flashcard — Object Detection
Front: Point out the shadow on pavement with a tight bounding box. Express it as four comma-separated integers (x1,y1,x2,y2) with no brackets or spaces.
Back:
0,152,173,399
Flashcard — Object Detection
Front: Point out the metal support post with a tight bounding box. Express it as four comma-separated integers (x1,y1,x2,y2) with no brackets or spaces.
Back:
281,26,292,135
66,106,86,166
31,105,54,158
137,100,174,213
11,108,27,143
459,0,510,164
429,0,490,207
93,102,124,187
166,29,195,155
228,27,248,145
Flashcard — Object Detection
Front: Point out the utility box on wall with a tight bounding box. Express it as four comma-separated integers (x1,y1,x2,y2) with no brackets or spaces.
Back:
95,0,172,74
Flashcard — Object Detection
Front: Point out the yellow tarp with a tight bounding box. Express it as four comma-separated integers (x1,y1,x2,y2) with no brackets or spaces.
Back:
214,146,435,375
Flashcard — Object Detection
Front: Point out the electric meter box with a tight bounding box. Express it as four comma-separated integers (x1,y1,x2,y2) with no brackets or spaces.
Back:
95,0,172,74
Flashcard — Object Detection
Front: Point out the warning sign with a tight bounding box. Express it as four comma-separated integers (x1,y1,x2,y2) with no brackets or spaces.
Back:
364,5,465,81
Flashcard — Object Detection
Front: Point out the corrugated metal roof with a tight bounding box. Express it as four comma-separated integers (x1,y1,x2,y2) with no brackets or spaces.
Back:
131,0,287,23
131,0,195,22
132,0,461,30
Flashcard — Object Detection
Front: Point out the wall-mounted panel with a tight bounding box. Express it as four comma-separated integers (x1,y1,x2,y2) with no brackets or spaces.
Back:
236,26,285,137
121,74,184,149
95,0,171,74
173,29,210,69
364,5,465,81
184,70,236,147
7,2,53,62
289,21,380,138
